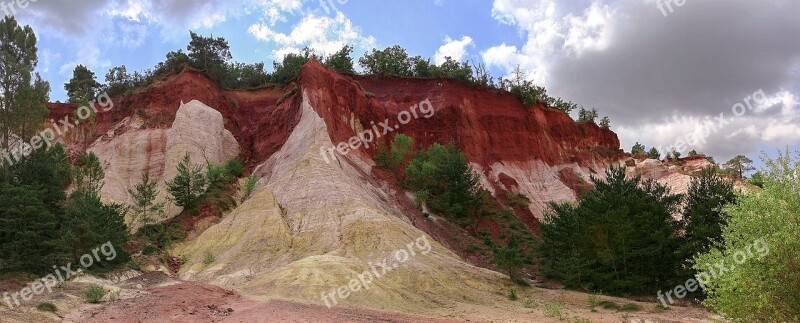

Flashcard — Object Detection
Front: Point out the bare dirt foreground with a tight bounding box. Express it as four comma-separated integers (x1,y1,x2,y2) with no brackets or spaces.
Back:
62,282,455,323
1,271,715,323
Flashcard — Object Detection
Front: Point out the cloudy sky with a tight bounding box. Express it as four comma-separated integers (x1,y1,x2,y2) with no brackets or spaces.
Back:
12,0,799,167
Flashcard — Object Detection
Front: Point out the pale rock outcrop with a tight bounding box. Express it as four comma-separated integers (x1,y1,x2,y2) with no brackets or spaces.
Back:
175,91,505,313
90,100,239,229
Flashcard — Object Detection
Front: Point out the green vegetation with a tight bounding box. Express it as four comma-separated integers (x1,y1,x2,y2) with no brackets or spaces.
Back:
631,142,646,156
647,147,661,160
128,172,165,225
543,303,567,320
65,65,101,103
36,302,57,312
682,167,737,255
240,173,259,202
539,166,684,295
203,251,215,264
694,150,800,322
724,154,755,179
507,287,518,301
166,153,208,213
747,170,766,188
374,134,415,176
84,285,106,303
405,143,481,220
494,236,526,283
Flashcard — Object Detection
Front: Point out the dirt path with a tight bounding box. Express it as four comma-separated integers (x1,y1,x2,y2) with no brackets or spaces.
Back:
62,280,456,323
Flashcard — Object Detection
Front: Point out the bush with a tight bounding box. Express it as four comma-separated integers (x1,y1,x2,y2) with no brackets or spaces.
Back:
36,302,57,312
539,166,685,295
203,251,215,264
693,150,800,322
507,287,518,301
404,143,481,220
240,174,259,202
84,285,106,303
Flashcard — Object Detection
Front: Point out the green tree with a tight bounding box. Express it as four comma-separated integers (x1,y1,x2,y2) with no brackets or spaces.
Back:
64,65,101,102
724,155,755,179
432,57,473,82
0,16,42,180
73,152,105,199
222,62,270,89
405,143,481,220
272,48,320,84
104,65,133,97
599,117,611,129
647,147,661,160
631,142,646,156
494,236,526,282
682,167,737,256
166,153,208,213
694,150,800,322
323,45,355,74
62,193,130,271
747,171,766,188
688,149,700,157
359,45,414,76
187,31,232,81
499,66,547,107
374,134,414,176
128,172,165,225
12,73,50,140
0,185,66,274
539,166,685,295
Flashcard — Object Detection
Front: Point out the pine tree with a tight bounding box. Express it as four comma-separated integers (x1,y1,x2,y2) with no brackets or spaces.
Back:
682,167,737,253
64,65,101,103
73,152,105,199
128,171,165,225
0,16,46,180
539,166,685,295
166,153,207,212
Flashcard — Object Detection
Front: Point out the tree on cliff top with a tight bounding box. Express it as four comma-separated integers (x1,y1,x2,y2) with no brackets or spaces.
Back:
724,155,755,179
187,31,232,80
359,45,415,76
65,65,101,103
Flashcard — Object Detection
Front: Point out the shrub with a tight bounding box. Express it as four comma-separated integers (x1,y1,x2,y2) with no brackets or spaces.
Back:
374,134,415,176
539,166,685,295
166,153,207,213
240,174,259,202
523,298,535,309
693,149,800,322
84,285,106,303
507,287,518,301
36,302,57,312
543,303,567,320
405,143,481,220
203,251,215,264
619,303,641,312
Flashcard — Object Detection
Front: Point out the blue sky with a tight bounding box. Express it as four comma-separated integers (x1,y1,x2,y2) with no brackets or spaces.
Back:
13,0,800,167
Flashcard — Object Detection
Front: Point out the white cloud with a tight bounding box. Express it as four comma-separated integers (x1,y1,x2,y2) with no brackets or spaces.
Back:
482,43,518,71
434,36,473,65
59,45,112,76
248,11,376,58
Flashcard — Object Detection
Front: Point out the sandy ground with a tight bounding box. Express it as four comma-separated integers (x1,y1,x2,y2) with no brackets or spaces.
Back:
0,271,715,323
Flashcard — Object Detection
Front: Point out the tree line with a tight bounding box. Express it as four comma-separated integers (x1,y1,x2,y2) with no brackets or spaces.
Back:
62,32,611,126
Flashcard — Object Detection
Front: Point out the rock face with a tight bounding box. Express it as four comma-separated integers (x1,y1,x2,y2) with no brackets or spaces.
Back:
45,61,688,314
88,100,239,229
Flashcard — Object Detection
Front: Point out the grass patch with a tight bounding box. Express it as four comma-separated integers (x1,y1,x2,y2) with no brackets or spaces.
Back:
587,293,601,311
84,285,106,304
620,303,642,312
505,192,531,207
543,303,567,320
36,302,57,312
598,300,620,310
507,287,518,301
203,251,215,265
523,298,536,308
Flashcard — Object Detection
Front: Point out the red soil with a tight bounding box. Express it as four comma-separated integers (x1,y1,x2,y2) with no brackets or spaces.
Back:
64,280,457,323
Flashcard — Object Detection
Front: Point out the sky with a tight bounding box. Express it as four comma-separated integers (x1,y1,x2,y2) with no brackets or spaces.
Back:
9,0,800,168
